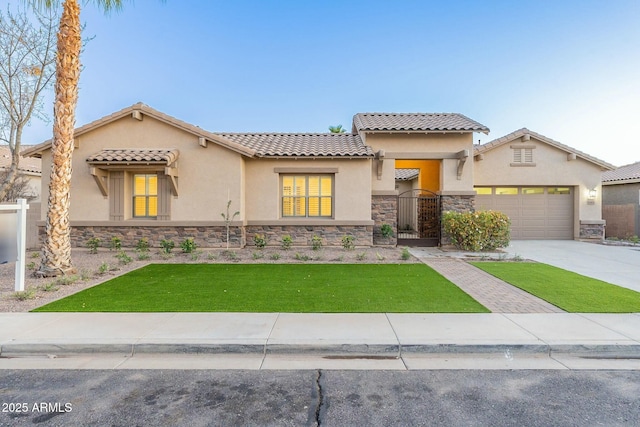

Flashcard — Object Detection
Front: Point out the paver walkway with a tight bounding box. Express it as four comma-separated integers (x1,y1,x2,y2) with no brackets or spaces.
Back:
415,256,564,313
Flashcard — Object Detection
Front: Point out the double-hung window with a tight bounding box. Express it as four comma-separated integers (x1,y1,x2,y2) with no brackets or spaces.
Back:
133,174,158,218
282,175,333,217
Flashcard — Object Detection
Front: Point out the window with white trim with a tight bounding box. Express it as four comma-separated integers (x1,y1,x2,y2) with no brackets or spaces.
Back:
133,174,158,218
282,175,333,217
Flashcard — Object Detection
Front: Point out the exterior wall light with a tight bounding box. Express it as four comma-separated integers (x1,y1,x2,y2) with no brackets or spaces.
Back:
587,188,597,204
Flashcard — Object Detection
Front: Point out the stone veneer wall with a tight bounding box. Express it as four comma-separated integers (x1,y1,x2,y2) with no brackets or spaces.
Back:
59,226,246,249
440,194,475,246
245,225,372,247
371,195,398,246
579,221,605,240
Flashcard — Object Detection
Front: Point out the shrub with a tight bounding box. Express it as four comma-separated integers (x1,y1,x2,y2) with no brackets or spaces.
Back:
115,251,133,265
442,210,511,251
160,239,175,254
380,223,394,238
110,236,122,251
341,235,355,250
98,262,110,275
281,235,293,250
252,251,264,260
311,235,322,251
269,253,281,260
136,238,150,253
14,288,36,301
253,234,267,249
400,247,411,260
180,237,197,253
356,252,367,261
86,237,101,254
137,251,151,261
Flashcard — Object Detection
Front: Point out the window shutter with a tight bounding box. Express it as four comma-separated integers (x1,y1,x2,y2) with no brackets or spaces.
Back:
109,171,124,220
524,148,533,163
157,174,171,220
513,149,522,163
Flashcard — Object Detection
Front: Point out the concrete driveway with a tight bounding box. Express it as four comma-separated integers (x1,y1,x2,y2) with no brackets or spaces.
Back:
504,240,640,293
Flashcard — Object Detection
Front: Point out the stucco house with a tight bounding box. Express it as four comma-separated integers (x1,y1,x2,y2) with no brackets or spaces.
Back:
0,145,41,202
22,103,612,248
602,161,640,238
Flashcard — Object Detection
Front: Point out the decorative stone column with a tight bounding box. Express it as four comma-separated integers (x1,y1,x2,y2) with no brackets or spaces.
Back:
371,193,398,246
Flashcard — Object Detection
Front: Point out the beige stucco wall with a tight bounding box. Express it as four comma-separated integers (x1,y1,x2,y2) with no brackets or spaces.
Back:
365,133,475,194
473,136,605,222
38,114,244,223
244,157,372,223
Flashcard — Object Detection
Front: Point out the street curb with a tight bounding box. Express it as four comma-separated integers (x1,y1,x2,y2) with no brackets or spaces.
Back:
3,342,640,359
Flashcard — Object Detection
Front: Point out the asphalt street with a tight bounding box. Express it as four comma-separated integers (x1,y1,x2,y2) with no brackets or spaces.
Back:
1,369,639,426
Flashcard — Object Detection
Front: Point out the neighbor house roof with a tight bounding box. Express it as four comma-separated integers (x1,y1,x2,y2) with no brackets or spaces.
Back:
602,161,640,184
0,145,42,175
215,133,374,158
474,128,615,171
86,148,180,165
395,168,420,181
352,113,490,134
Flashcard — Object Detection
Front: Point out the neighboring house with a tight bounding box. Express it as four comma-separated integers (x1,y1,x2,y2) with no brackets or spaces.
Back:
22,104,612,248
0,145,42,202
602,161,640,238
473,128,614,240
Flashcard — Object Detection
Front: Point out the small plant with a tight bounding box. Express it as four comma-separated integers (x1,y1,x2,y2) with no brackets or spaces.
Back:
136,238,150,253
30,251,40,259
223,250,238,261
98,262,110,275
400,247,411,261
86,237,101,254
137,251,151,261
110,236,122,251
40,282,59,292
512,254,524,262
190,251,202,261
180,237,197,253
341,235,355,251
380,223,394,238
281,235,293,250
356,252,367,261
253,234,267,249
115,251,133,265
160,252,174,260
160,239,175,254
269,253,281,260
311,235,322,251
294,252,310,261
14,288,36,301
55,275,78,286
26,261,36,270
221,198,240,250
376,252,385,261
206,252,218,261
252,251,264,260
79,269,92,281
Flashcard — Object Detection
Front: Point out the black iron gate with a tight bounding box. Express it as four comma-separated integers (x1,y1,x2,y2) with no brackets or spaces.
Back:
397,189,440,247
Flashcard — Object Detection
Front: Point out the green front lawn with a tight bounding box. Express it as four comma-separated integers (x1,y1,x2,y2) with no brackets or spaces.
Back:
471,262,640,313
33,264,489,313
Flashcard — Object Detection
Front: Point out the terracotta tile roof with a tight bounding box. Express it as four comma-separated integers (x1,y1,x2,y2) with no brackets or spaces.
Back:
353,113,489,133
0,145,42,174
395,168,420,180
603,161,640,183
86,148,180,165
214,133,374,157
475,128,615,171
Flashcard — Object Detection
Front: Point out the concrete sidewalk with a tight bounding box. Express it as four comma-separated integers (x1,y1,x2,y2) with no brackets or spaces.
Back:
1,312,640,360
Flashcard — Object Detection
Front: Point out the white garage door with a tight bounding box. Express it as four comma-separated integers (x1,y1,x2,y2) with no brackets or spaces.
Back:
475,187,574,240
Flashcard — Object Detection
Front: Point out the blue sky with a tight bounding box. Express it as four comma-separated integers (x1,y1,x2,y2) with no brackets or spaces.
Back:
22,0,640,166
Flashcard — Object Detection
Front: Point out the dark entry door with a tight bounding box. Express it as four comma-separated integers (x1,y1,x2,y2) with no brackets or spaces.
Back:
397,189,440,247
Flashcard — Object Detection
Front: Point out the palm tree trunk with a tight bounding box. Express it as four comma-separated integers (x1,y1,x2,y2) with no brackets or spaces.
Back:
37,0,81,277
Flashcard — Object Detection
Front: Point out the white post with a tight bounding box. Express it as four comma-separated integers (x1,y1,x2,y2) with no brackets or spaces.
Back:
0,199,29,291
15,199,29,292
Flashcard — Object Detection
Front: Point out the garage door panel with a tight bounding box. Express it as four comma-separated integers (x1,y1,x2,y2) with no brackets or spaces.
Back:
475,187,573,240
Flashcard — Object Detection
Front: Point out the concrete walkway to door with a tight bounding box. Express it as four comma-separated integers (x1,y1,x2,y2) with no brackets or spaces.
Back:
409,248,564,313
